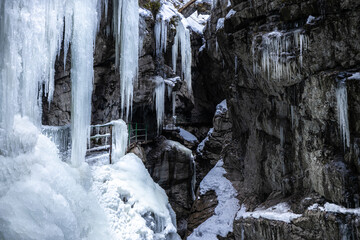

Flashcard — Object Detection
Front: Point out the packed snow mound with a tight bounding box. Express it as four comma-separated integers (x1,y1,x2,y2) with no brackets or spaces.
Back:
0,116,111,240
92,153,181,240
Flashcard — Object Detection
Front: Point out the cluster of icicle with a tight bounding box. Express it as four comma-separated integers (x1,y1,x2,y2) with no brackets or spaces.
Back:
172,21,192,93
113,0,139,122
336,80,350,149
155,17,168,57
252,29,309,82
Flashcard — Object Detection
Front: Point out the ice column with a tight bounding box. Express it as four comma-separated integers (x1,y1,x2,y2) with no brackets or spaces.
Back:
70,0,101,167
154,76,165,133
336,80,350,149
112,0,139,121
111,119,128,161
172,21,192,93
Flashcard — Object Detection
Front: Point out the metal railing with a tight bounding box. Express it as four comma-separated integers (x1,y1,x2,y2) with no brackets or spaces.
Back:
87,121,149,164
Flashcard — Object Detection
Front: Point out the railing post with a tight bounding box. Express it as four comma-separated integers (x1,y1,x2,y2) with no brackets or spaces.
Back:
109,125,112,164
135,123,138,142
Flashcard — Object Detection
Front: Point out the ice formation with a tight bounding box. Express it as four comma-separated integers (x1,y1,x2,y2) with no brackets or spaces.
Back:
172,20,192,93
92,153,181,240
112,0,139,121
111,119,128,161
336,80,350,149
188,160,239,240
236,202,302,223
155,18,168,56
41,125,71,161
252,29,309,81
154,76,166,133
70,0,102,167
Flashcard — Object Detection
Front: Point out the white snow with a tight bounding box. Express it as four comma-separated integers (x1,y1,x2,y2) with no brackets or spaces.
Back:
349,72,360,80
336,80,350,149
112,0,139,121
308,203,360,215
215,99,228,116
0,116,112,240
179,128,198,143
236,202,302,223
226,9,236,19
216,18,225,31
197,128,214,155
188,160,240,240
92,153,180,240
306,15,316,24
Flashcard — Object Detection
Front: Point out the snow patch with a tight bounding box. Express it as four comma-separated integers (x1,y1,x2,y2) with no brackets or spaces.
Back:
179,128,198,143
188,160,239,240
236,202,302,223
92,153,180,240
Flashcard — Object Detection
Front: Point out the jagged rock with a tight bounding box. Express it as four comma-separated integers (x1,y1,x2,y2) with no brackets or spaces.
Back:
187,190,218,235
193,0,360,238
145,137,195,238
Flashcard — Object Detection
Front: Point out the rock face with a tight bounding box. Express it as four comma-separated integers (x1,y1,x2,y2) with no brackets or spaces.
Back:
145,137,195,238
190,0,360,238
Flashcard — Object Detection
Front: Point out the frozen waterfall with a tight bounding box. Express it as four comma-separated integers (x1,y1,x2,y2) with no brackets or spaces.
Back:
155,18,168,56
112,0,139,122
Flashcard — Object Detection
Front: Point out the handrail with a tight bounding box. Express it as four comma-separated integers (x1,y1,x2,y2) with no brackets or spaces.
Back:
87,121,149,164
179,0,196,13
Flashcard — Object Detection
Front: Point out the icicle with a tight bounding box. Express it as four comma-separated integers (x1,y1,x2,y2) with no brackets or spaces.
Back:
280,125,284,148
172,92,176,118
112,0,139,121
111,119,128,161
252,30,308,81
41,125,71,161
172,21,192,93
154,76,165,133
234,55,238,75
191,154,196,200
155,18,167,56
336,80,350,150
70,0,101,167
291,105,295,129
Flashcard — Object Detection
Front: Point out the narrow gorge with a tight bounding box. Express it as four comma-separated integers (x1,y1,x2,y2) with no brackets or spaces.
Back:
1,0,360,239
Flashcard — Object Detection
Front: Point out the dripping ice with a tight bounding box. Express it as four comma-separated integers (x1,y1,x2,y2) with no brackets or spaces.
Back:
252,29,309,81
336,80,350,149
